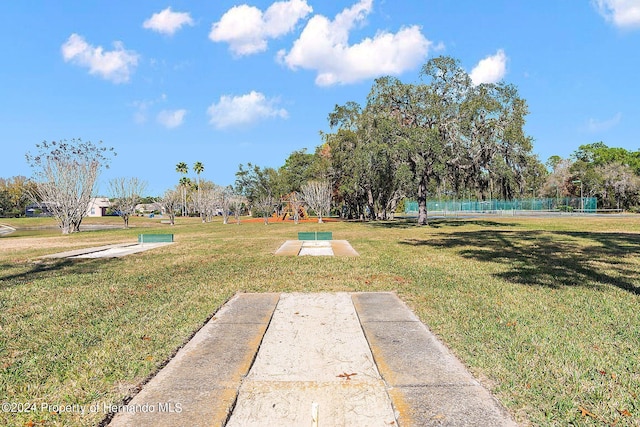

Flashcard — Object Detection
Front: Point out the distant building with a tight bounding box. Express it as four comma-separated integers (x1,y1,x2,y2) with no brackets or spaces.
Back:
86,197,111,217
135,202,164,215
26,198,112,217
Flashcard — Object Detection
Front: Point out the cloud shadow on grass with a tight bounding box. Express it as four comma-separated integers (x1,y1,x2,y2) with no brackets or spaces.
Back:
401,230,640,295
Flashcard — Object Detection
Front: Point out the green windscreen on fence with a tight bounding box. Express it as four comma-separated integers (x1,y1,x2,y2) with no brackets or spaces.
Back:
298,231,333,240
316,232,333,240
405,197,597,214
138,234,174,243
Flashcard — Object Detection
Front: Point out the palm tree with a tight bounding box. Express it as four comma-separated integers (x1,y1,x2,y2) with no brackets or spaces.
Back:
179,177,192,216
193,162,205,222
176,162,188,216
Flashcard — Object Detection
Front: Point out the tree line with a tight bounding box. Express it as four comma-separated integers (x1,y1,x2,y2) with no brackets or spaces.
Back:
542,142,640,211
166,160,332,226
4,57,639,231
235,56,543,224
232,57,640,221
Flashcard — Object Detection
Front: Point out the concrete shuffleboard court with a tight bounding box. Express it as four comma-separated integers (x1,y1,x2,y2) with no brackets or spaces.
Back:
108,292,516,427
41,242,174,259
275,240,359,256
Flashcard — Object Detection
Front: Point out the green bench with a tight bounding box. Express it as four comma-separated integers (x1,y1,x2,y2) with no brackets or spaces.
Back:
298,231,332,240
138,234,174,243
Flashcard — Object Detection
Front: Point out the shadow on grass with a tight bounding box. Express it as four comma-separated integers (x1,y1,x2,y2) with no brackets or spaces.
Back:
0,258,114,288
401,230,640,295
427,219,519,228
365,218,421,229
367,218,518,229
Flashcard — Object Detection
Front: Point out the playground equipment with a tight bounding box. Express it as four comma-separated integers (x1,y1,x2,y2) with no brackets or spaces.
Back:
276,192,308,221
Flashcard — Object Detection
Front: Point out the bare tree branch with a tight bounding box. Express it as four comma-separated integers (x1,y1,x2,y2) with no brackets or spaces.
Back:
162,189,181,225
109,177,147,228
25,139,115,234
301,180,332,223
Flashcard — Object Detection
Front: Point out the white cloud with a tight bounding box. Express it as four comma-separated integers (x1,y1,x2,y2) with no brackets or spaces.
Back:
207,91,288,129
279,0,431,86
131,94,170,124
157,109,187,129
143,7,194,35
209,0,312,56
469,49,507,85
593,0,640,29
61,33,139,83
586,112,622,132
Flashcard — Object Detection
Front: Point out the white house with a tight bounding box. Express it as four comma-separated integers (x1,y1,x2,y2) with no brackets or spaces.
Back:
86,197,111,217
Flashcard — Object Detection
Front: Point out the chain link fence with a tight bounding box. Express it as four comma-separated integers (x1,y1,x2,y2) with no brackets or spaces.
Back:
405,197,598,215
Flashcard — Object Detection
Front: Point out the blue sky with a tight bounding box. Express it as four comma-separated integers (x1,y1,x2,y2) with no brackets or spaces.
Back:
1,0,639,195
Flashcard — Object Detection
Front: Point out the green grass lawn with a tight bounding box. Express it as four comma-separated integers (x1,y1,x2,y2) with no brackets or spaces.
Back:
1,215,639,426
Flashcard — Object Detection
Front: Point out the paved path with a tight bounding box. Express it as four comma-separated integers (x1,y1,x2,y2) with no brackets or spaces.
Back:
109,293,517,427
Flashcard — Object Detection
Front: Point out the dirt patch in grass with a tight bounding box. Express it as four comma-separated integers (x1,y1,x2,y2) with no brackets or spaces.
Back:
238,217,341,223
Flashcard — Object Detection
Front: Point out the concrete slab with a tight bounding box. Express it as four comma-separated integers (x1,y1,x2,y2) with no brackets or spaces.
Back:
108,293,279,427
226,293,397,426
330,240,359,257
211,292,283,325
41,242,173,259
274,240,359,257
352,292,517,426
243,293,380,381
355,293,475,386
274,240,302,256
72,242,173,258
388,385,517,427
41,243,138,259
353,291,419,322
356,320,480,386
228,381,397,427
108,292,516,427
298,240,334,256
301,240,332,247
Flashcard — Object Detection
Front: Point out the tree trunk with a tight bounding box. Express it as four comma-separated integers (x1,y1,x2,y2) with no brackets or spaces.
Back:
367,188,375,221
418,178,428,225
182,187,187,216
387,196,399,220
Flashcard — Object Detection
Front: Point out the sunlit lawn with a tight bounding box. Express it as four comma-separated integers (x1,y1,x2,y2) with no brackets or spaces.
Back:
1,214,639,426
